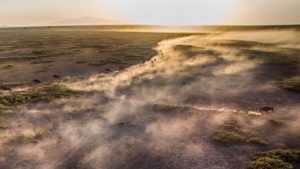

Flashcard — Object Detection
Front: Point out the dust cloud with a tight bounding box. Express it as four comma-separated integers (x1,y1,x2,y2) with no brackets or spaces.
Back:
0,30,300,169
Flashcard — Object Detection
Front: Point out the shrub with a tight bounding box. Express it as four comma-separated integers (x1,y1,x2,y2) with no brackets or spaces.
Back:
247,149,300,169
255,149,300,163
247,157,293,169
212,119,269,146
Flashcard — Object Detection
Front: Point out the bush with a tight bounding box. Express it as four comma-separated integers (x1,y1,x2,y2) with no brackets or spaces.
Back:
212,119,269,146
247,149,300,169
255,149,300,163
247,157,293,169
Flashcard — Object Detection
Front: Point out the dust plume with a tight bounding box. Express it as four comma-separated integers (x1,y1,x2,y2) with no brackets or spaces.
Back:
0,29,300,169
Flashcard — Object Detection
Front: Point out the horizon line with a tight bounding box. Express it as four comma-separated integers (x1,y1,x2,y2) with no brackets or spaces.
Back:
1,23,300,29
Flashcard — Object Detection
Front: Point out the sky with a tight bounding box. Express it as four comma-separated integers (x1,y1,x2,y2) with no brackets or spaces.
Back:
1,0,300,26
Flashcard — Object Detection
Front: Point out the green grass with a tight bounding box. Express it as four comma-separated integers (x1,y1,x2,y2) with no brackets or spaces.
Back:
275,78,300,92
0,125,8,130
31,60,54,64
222,119,243,132
211,40,271,49
7,130,47,145
247,149,300,169
0,84,78,112
0,49,75,63
0,30,193,64
0,82,26,87
148,103,190,112
213,131,246,143
75,60,88,64
268,118,286,126
0,29,196,86
114,121,138,128
259,56,299,65
243,49,300,65
89,58,127,67
2,65,13,70
246,138,269,146
213,132,269,146
212,119,269,146
0,56,40,62
35,66,51,73
247,157,293,169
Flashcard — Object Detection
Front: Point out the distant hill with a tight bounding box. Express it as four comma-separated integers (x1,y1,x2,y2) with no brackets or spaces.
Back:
53,16,120,26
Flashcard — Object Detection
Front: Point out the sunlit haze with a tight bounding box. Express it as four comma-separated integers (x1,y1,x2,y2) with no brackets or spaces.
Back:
1,0,300,168
1,0,300,26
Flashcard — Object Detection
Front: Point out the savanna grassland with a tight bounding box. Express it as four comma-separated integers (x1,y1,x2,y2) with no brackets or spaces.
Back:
0,27,195,83
0,26,300,169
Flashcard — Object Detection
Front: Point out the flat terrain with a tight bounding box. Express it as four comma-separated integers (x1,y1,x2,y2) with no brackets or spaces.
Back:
0,27,194,83
0,26,300,169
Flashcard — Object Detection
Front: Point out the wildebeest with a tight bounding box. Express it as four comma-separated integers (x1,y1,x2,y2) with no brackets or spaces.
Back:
259,107,274,112
33,79,42,84
0,86,12,91
53,75,60,79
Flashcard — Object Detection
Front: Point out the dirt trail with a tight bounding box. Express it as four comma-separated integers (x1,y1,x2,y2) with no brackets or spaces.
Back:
0,32,300,169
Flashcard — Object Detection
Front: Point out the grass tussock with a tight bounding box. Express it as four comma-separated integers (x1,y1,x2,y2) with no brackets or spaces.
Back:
246,138,270,146
89,58,127,67
0,82,26,87
75,60,87,64
35,66,51,73
149,103,190,112
275,77,300,92
268,118,286,127
31,60,54,64
0,84,78,112
247,149,300,169
7,130,47,145
213,131,246,143
0,125,8,130
2,65,13,70
243,49,300,65
212,119,269,146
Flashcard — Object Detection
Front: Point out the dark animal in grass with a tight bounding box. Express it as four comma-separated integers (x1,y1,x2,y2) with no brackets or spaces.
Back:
33,79,42,84
0,86,12,91
106,68,111,72
259,107,274,112
53,75,60,79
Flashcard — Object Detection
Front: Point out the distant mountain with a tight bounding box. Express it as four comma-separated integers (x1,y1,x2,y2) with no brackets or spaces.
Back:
53,16,120,26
